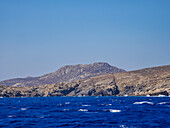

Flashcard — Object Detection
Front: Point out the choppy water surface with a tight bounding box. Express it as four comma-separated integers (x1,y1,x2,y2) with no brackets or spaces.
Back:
0,96,170,128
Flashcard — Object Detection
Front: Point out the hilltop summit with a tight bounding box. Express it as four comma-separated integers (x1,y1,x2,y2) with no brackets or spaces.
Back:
0,62,125,86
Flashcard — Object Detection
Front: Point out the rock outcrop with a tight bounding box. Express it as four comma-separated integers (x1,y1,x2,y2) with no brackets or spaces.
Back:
0,62,125,87
114,65,170,96
0,75,118,97
0,65,169,97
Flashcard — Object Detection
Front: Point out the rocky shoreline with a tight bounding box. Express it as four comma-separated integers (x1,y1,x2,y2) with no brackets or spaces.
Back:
0,65,169,97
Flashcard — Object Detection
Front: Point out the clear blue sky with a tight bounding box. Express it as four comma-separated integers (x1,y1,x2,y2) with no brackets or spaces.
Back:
0,0,170,80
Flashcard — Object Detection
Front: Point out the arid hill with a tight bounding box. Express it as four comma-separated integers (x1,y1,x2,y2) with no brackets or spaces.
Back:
114,65,170,96
0,62,125,87
0,65,169,97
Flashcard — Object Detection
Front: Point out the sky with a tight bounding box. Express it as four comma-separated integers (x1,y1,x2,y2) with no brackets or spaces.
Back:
0,0,170,81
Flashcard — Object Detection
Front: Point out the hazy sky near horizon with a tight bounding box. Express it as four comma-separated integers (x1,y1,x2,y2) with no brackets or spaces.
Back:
0,0,170,80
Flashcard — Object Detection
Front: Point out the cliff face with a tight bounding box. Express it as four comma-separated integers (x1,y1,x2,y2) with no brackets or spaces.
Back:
0,65,169,97
0,62,125,87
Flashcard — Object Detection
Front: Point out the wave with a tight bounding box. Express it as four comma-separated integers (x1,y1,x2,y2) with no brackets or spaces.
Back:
99,103,112,106
158,102,170,105
57,103,63,106
63,109,69,111
78,109,88,112
8,115,16,118
65,102,70,104
120,124,130,128
21,108,27,111
82,104,91,106
158,95,167,97
109,109,121,113
133,101,154,105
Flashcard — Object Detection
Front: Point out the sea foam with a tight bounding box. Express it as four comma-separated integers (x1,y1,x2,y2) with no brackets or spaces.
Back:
158,102,170,105
133,101,154,105
78,109,88,112
65,102,70,104
21,108,27,111
8,115,16,118
82,104,91,106
109,109,121,113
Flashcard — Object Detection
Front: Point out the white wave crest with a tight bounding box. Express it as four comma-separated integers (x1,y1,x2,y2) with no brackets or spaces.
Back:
120,124,129,128
58,103,63,106
158,95,166,97
78,109,88,112
65,102,70,104
82,104,91,106
8,115,15,118
63,109,69,111
21,108,27,111
109,109,121,113
158,102,170,105
133,101,154,105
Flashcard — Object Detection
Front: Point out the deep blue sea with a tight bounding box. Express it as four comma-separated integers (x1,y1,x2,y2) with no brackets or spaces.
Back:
0,96,170,128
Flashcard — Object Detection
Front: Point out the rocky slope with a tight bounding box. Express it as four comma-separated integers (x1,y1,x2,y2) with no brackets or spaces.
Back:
0,65,169,97
0,75,119,97
0,62,125,87
114,65,170,96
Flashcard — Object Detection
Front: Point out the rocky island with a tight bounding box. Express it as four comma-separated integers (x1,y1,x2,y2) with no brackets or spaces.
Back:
0,63,169,97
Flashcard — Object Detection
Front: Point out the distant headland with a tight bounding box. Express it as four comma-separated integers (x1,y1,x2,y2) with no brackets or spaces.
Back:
0,62,169,97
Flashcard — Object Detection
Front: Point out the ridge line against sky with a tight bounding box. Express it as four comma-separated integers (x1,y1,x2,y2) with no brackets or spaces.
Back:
0,0,170,81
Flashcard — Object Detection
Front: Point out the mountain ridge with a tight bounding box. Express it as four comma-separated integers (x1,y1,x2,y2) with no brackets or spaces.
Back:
0,62,125,87
0,65,169,97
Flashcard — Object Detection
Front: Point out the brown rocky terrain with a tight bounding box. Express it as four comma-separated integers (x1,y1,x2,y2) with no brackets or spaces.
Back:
114,65,170,96
0,75,119,97
0,62,125,87
0,65,169,97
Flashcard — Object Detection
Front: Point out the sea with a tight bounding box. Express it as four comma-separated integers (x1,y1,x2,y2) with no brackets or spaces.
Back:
0,96,170,128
